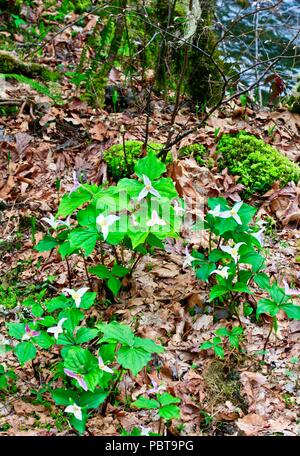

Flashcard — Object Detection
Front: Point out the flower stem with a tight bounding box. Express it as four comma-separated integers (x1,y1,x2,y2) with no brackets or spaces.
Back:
81,250,92,288
100,367,124,416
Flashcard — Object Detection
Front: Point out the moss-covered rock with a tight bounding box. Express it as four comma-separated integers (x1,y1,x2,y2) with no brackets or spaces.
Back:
178,143,207,165
0,51,59,82
104,140,167,181
217,132,300,195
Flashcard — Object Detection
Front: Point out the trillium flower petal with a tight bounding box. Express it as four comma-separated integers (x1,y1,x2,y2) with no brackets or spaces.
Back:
283,280,300,296
77,376,88,391
208,204,221,217
77,287,90,298
140,426,151,436
233,213,242,225
138,175,161,202
64,369,88,391
147,210,166,227
149,187,161,199
173,200,185,216
65,403,83,421
22,324,40,340
101,224,109,241
64,368,78,379
219,210,231,219
210,266,229,279
143,175,151,186
220,245,233,255
98,356,114,374
96,213,119,240
137,186,149,202
106,215,119,226
250,229,264,246
234,201,243,212
95,214,105,226
182,246,197,269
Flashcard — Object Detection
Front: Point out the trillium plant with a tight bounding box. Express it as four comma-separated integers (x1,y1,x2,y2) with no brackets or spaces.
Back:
5,149,299,435
34,151,183,299
7,294,165,434
187,197,300,356
5,152,185,434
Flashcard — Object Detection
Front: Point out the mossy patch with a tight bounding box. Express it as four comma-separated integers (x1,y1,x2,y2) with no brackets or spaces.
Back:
217,132,300,195
103,140,170,181
0,51,60,82
178,143,207,165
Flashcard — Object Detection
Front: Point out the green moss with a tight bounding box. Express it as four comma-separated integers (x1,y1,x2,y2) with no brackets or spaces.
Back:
185,1,224,107
217,132,300,195
104,141,170,180
178,143,207,165
0,51,60,82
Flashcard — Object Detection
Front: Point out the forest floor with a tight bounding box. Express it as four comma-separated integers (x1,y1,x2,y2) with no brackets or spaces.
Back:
0,8,300,437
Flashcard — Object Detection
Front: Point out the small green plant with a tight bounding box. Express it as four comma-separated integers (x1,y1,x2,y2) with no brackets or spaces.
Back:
178,143,207,165
103,140,165,180
200,326,244,359
132,392,181,433
0,364,17,392
217,132,300,195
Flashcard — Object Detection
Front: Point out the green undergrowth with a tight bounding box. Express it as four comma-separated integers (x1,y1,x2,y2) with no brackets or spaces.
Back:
104,141,168,180
0,258,54,309
104,141,211,181
178,143,208,166
217,132,300,195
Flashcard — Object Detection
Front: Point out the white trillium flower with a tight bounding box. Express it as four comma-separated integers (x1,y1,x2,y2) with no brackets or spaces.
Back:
98,356,114,374
182,246,197,269
208,204,221,217
138,175,161,202
60,216,72,228
47,318,68,340
146,210,166,227
140,426,152,436
283,280,300,296
65,403,83,421
219,201,243,225
173,200,185,216
221,242,245,263
210,266,230,279
63,287,89,307
250,228,264,246
96,213,119,241
42,214,62,230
